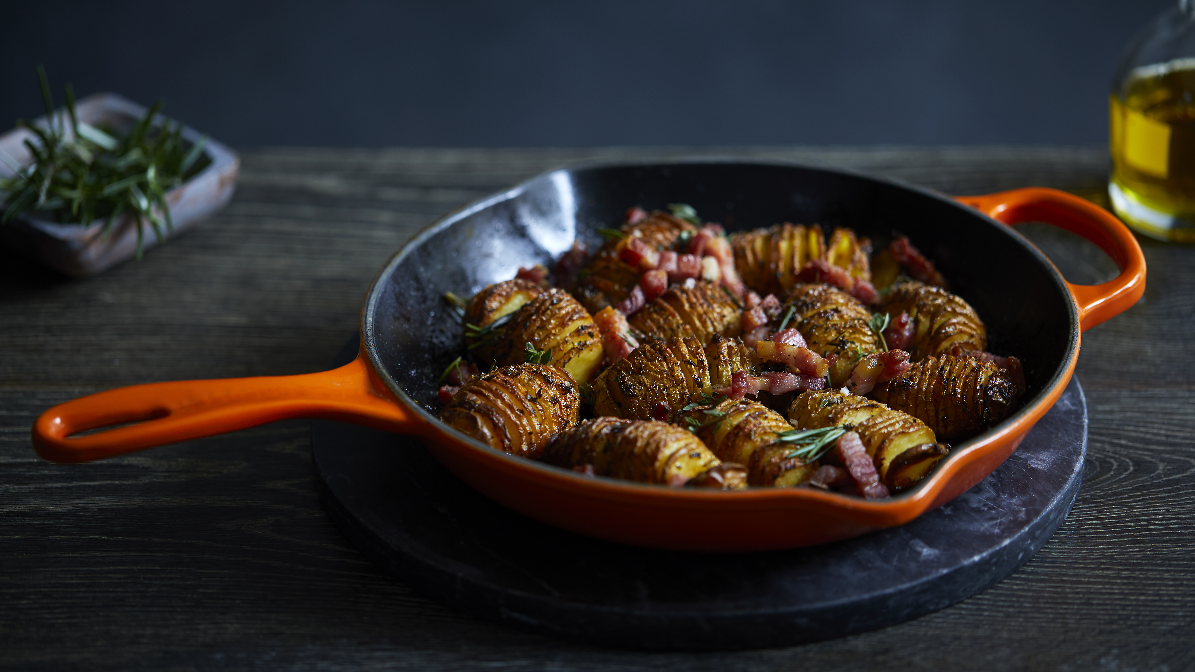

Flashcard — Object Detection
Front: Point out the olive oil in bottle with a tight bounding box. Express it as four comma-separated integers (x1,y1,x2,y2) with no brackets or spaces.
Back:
1109,1,1195,241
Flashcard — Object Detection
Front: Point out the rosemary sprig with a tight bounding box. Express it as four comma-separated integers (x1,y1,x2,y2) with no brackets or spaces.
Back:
438,356,464,383
0,67,211,259
596,227,626,242
668,203,702,226
443,291,468,318
777,305,796,332
775,426,847,462
869,312,891,352
524,341,553,364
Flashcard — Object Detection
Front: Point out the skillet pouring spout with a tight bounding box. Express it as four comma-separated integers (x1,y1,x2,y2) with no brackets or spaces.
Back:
31,160,1145,550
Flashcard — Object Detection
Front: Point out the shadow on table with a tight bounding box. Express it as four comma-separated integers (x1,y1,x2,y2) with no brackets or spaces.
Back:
0,246,73,296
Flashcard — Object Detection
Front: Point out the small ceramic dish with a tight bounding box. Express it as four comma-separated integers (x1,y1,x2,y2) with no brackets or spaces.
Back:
0,92,238,278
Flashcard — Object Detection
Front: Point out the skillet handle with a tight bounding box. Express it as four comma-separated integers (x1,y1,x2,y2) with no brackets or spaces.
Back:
32,350,422,464
955,187,1146,333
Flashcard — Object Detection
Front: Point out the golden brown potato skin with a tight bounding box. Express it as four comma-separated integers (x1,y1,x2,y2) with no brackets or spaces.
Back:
591,337,710,421
871,355,1022,441
876,281,986,361
731,223,826,296
629,282,742,344
439,364,580,459
464,279,543,362
575,211,697,313
544,418,726,486
704,335,760,389
825,227,872,282
489,289,604,385
785,283,880,387
682,398,814,487
787,390,948,492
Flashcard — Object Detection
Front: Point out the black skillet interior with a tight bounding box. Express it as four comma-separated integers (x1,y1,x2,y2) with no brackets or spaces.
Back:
365,160,1078,447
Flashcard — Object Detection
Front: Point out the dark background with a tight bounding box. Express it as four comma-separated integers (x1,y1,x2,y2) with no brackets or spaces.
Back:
0,0,1176,148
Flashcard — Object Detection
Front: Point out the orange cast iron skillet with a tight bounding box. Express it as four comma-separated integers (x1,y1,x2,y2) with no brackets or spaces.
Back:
32,161,1146,552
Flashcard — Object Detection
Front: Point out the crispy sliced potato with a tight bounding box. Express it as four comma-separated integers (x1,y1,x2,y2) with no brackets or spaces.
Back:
591,337,710,420
871,354,1021,441
704,335,760,389
629,282,742,345
825,227,871,282
439,364,580,459
575,211,697,313
681,398,814,487
490,288,604,385
785,283,880,387
731,223,826,296
876,281,986,361
463,279,543,363
787,390,948,492
545,417,733,487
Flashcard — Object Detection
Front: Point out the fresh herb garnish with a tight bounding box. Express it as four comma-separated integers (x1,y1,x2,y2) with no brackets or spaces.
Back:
596,227,626,242
777,305,796,332
775,426,847,462
443,291,468,318
869,312,891,352
0,67,212,258
438,356,464,383
668,203,702,226
675,230,693,248
525,341,553,364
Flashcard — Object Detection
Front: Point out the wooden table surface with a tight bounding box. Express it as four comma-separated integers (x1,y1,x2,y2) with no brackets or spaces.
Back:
2,147,1191,671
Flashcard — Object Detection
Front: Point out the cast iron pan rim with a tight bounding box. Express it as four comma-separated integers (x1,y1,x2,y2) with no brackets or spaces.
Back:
360,157,1081,504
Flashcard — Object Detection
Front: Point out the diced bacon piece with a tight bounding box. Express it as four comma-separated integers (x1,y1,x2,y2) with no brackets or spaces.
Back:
883,311,913,351
700,256,721,283
877,349,911,379
835,431,889,500
771,328,806,348
742,325,771,349
850,279,879,305
553,242,589,289
615,284,646,315
688,229,714,257
673,253,702,281
641,269,668,301
668,473,690,488
744,291,762,310
437,385,460,405
742,306,769,332
651,401,672,422
796,258,854,290
656,250,678,276
625,207,647,225
704,235,744,297
723,370,766,399
594,306,639,364
573,464,597,477
962,350,1027,395
515,264,549,286
808,464,852,490
890,235,948,288
825,352,839,369
619,237,660,270
761,371,825,395
759,293,782,320
757,340,829,378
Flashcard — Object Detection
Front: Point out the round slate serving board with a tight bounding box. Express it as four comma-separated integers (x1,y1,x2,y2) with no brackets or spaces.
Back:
312,338,1087,651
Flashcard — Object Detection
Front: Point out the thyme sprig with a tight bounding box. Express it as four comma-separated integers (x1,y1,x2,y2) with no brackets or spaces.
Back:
775,426,848,462
869,312,891,352
525,341,553,364
0,67,211,258
777,305,796,332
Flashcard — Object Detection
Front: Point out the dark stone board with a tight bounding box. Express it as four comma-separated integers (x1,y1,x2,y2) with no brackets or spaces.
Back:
313,338,1087,651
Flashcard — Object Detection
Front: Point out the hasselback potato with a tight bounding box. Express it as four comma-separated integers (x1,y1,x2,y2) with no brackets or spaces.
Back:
875,281,986,361
787,390,949,491
629,282,742,344
544,417,738,487
439,364,580,459
574,211,696,314
731,222,826,296
681,398,815,487
705,335,760,389
784,283,881,387
825,227,872,282
488,288,604,385
591,337,711,420
464,279,543,363
871,354,1022,441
